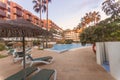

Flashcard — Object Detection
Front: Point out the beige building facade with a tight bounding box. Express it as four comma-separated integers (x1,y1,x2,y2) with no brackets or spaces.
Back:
64,30,80,42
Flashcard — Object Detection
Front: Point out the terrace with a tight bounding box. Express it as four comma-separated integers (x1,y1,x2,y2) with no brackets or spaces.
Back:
0,47,115,80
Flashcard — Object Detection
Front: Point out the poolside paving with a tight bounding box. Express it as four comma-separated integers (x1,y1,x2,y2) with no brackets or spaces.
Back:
0,47,116,80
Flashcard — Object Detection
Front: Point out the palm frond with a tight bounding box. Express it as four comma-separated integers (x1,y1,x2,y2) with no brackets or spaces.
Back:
32,0,37,3
33,4,38,9
42,5,47,12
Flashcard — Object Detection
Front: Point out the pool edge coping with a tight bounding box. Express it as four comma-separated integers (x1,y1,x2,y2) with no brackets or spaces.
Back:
45,46,92,53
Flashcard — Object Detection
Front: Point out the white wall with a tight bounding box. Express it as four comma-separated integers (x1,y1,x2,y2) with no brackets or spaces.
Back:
96,42,109,65
96,42,104,65
105,42,109,62
107,42,120,80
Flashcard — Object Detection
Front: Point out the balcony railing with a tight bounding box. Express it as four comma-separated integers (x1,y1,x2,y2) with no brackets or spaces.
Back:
0,9,6,17
14,9,22,16
13,3,22,10
16,10,22,16
26,16,32,21
0,2,7,9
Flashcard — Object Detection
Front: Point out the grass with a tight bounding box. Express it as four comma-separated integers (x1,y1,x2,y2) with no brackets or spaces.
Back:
0,54,7,59
38,48,44,50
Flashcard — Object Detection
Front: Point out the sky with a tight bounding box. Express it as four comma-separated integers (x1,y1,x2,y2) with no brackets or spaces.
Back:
12,0,108,30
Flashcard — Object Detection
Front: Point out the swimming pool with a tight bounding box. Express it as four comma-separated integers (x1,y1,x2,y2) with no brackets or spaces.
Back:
51,43,91,53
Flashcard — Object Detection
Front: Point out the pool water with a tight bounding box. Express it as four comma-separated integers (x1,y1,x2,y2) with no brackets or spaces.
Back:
51,43,91,52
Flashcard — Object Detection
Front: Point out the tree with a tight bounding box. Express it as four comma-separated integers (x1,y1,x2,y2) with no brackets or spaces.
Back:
43,0,51,48
91,11,101,25
80,11,100,28
80,11,101,54
32,0,51,48
80,18,120,54
33,0,47,48
33,0,46,26
76,23,82,29
102,0,120,19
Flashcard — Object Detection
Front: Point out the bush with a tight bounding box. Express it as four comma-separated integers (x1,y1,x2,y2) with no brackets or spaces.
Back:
0,43,6,51
33,40,40,46
0,54,7,58
80,19,120,44
64,39,73,44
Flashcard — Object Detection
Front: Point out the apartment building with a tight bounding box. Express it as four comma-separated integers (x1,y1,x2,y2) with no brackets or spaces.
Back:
64,29,80,42
0,0,7,19
0,0,63,41
0,0,43,26
43,19,63,41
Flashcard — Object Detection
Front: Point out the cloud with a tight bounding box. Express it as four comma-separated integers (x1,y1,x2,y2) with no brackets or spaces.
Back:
77,0,100,9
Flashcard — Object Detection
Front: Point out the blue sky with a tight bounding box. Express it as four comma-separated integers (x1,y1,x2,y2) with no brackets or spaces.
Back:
13,0,107,30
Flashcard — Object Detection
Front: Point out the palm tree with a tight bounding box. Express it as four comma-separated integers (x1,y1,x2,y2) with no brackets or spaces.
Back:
85,13,91,25
102,0,120,19
80,11,101,54
32,0,51,48
42,0,51,48
33,0,46,48
81,17,87,27
77,23,82,29
80,11,101,29
81,12,93,28
33,0,46,26
91,11,101,25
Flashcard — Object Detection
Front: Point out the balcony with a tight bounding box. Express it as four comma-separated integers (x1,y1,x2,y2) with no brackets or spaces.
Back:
13,3,22,10
0,9,6,17
16,10,22,16
0,2,7,9
14,9,22,16
26,15,32,21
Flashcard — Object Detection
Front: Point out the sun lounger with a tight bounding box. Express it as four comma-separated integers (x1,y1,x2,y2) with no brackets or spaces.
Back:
5,67,37,80
29,69,57,80
7,49,15,55
13,52,31,63
5,67,57,80
26,55,54,66
25,47,32,54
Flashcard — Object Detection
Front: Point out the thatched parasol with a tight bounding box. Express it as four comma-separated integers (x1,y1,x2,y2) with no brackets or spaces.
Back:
0,19,52,80
0,19,52,37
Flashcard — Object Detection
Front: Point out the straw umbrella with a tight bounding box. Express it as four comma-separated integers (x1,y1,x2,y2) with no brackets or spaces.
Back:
0,19,52,80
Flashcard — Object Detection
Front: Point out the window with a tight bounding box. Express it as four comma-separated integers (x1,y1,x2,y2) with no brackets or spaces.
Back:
0,17,3,19
8,14,10,19
8,7,10,12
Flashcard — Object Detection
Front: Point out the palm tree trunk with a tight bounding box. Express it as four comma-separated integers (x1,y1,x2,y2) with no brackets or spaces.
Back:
40,8,41,26
39,0,45,48
45,0,48,48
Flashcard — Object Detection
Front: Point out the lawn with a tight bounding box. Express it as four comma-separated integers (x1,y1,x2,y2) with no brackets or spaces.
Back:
0,54,7,59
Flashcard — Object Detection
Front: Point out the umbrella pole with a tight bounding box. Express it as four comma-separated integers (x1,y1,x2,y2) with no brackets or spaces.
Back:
22,36,26,80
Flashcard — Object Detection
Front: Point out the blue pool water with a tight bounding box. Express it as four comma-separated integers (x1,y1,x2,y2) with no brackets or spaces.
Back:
51,43,91,53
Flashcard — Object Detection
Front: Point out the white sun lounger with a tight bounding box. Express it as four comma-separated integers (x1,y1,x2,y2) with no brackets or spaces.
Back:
25,55,54,66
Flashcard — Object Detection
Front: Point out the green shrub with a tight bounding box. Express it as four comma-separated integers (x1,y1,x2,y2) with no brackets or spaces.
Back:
0,43,6,51
0,54,7,59
64,39,73,44
33,40,40,46
80,18,120,44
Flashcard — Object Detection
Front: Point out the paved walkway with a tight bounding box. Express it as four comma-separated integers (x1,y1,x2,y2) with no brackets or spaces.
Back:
0,47,115,80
